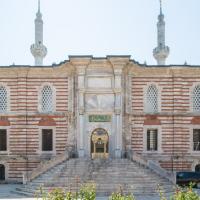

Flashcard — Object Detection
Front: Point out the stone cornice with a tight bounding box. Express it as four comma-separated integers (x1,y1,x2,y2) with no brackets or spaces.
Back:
1,56,200,77
128,63,200,77
69,56,92,67
125,112,200,117
0,63,74,77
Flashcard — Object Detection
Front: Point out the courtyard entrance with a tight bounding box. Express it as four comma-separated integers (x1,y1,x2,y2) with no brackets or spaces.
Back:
91,128,109,159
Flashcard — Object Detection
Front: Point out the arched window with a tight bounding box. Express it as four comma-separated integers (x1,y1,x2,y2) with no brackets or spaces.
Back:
0,164,5,181
146,85,158,113
0,86,7,113
41,85,53,113
193,85,200,112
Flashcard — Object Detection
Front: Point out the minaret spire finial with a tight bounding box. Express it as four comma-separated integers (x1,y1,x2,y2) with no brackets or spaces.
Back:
38,0,40,13
30,0,47,66
159,0,162,14
153,0,169,65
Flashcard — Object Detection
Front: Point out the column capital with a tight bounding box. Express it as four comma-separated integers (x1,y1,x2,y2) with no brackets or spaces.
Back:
114,89,122,93
115,109,121,115
79,107,85,115
108,56,130,73
69,56,91,74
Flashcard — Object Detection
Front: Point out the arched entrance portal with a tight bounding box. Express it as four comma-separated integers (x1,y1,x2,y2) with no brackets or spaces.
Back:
0,164,5,181
91,128,109,159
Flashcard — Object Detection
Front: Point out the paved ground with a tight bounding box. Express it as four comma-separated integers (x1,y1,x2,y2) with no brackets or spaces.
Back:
0,184,199,200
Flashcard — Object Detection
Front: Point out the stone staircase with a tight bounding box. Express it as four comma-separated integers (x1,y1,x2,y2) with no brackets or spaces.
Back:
14,158,174,197
91,159,173,196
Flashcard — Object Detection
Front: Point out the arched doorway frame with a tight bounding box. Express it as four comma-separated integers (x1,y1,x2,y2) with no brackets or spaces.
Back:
91,128,109,159
192,160,200,171
195,164,200,172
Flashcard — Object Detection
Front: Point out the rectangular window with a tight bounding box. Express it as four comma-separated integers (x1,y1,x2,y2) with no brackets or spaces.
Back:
42,129,53,151
0,129,7,151
193,129,200,151
147,129,158,151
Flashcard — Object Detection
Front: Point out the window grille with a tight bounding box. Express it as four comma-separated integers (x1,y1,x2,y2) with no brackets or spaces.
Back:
193,129,200,151
0,86,7,113
42,129,53,151
41,86,53,112
147,129,158,151
193,85,200,112
0,130,7,151
146,85,158,113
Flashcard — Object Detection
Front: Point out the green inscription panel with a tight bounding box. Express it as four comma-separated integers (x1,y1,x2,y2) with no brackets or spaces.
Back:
89,115,111,122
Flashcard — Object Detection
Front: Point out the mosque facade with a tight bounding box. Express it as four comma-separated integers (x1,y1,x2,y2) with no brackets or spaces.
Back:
0,1,200,182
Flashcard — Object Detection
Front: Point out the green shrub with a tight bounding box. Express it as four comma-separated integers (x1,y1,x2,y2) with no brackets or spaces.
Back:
37,182,200,200
37,183,96,200
47,188,65,200
78,183,96,200
109,192,135,200
171,184,200,200
157,183,200,200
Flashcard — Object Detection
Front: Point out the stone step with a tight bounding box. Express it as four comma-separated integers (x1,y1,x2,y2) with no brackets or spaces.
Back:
14,158,174,196
18,185,172,195
92,177,169,181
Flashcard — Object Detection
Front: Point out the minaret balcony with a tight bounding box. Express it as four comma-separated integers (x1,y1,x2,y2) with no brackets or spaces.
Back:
153,45,169,59
30,43,47,58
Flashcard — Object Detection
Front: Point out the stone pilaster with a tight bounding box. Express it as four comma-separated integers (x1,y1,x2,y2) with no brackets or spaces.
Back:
70,57,91,157
109,56,130,158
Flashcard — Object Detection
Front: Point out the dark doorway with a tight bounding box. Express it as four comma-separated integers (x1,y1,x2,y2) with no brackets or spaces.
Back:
195,164,200,172
42,129,53,151
0,164,5,181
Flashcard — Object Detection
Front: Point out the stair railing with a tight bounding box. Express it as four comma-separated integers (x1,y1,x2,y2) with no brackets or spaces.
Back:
127,150,176,184
23,151,69,184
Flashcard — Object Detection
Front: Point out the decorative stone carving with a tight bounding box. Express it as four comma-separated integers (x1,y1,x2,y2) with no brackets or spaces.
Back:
87,77,112,88
85,94,114,110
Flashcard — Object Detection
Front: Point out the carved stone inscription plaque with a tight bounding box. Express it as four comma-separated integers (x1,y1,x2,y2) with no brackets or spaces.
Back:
89,115,111,122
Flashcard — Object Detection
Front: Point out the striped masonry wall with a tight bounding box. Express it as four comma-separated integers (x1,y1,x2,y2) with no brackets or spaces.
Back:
0,74,70,181
131,75,200,171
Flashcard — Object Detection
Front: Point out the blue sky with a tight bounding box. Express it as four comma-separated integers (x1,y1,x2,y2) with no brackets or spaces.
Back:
1,0,200,66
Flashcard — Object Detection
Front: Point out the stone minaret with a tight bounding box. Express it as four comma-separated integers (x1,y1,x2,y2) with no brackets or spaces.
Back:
153,0,169,65
30,0,47,66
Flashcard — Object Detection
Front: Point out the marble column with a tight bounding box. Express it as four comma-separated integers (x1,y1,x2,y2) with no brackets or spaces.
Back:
78,85,85,157
115,108,122,158
114,72,123,158
78,109,85,157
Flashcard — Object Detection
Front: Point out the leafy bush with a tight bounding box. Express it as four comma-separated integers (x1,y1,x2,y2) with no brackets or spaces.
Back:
109,192,135,200
78,183,96,200
157,183,200,200
171,184,200,200
36,182,200,200
37,183,96,200
47,188,65,200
